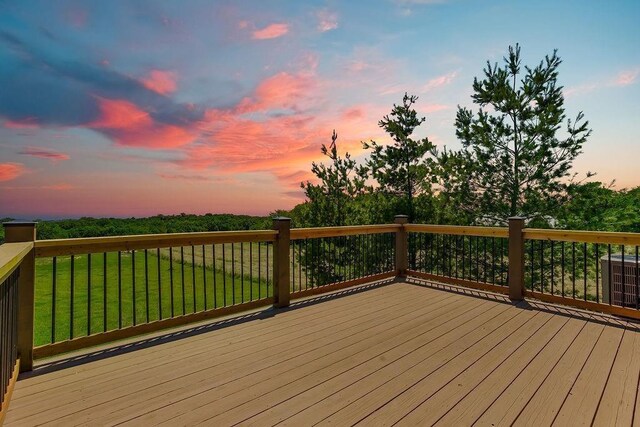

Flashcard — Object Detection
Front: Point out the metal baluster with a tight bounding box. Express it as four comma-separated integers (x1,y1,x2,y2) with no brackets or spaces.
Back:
52,256,57,343
169,247,174,317
222,244,227,306
118,251,122,329
595,245,599,304
551,242,555,295
540,240,544,293
213,244,217,307
241,242,245,303
103,253,107,331
87,253,91,336
232,243,236,304
157,248,162,320
180,247,186,315
202,245,207,310
132,250,136,326
192,246,196,312
621,245,626,306
70,254,75,339
561,242,565,298
145,249,149,323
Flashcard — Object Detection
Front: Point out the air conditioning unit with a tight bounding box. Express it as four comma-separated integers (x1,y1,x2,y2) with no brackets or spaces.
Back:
601,254,639,307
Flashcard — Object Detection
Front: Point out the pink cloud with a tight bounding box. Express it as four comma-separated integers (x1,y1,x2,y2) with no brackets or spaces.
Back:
184,114,321,172
158,173,211,181
0,163,26,182
342,107,365,120
274,169,317,192
564,83,598,98
422,70,458,92
346,60,371,73
614,69,639,86
19,147,70,162
252,23,289,40
4,117,39,129
89,97,195,149
236,72,316,113
141,70,178,95
316,9,338,32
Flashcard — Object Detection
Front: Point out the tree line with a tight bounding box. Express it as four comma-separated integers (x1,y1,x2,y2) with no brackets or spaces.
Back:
292,44,639,232
0,213,270,243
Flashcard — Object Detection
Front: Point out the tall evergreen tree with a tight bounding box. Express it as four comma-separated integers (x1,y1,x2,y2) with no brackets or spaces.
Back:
363,93,436,221
301,130,368,226
440,44,591,224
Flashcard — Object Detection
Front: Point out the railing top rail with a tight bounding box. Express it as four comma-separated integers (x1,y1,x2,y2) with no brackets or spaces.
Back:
0,241,33,283
523,228,640,246
290,224,401,240
34,229,278,257
405,224,509,238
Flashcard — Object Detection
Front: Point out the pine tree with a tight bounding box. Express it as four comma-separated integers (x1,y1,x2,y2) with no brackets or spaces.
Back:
441,44,591,224
363,93,436,221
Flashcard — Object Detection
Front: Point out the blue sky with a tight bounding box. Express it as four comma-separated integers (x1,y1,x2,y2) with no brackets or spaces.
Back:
0,0,638,218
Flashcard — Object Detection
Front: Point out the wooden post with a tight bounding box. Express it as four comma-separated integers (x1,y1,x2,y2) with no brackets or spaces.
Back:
394,215,409,277
508,217,525,301
3,221,36,372
272,217,291,308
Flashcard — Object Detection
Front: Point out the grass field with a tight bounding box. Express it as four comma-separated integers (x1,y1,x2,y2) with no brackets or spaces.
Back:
34,244,271,347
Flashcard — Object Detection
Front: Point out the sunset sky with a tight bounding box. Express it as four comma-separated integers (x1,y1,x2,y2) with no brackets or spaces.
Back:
1,0,638,219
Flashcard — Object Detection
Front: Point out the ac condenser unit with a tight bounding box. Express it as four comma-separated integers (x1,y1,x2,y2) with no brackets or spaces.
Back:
601,254,640,307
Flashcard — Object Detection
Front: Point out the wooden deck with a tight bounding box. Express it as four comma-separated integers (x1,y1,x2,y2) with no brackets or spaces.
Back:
5,279,640,426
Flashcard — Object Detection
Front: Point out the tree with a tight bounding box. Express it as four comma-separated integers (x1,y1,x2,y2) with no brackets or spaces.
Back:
363,93,436,221
557,182,640,232
299,131,371,286
440,44,592,224
301,130,368,226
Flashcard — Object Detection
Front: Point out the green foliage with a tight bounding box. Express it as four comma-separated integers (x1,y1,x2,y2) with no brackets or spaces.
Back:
557,182,640,232
440,44,592,224
301,130,368,226
363,93,436,221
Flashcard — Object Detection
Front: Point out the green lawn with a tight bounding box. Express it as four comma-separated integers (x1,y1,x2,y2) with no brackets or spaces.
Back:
34,248,271,346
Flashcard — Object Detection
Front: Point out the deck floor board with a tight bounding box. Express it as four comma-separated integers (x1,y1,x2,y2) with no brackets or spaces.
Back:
6,280,640,426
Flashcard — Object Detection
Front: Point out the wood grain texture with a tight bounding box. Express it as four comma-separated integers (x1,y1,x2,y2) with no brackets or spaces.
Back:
34,230,278,257
523,228,640,245
289,224,400,240
526,290,640,321
405,224,509,237
0,359,19,426
5,281,640,426
32,297,274,359
0,242,32,284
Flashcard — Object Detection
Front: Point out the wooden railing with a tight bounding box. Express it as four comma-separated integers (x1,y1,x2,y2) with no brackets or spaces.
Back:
1,217,639,381
0,223,35,424
405,223,510,296
522,228,640,319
